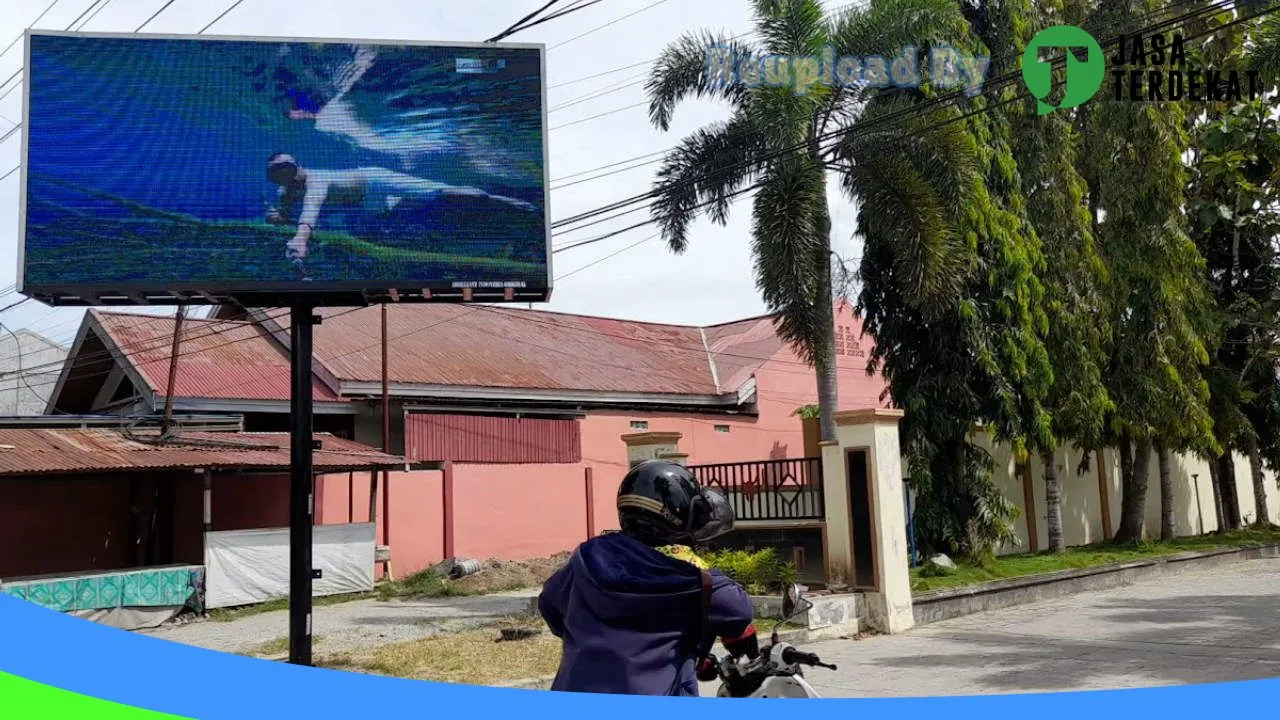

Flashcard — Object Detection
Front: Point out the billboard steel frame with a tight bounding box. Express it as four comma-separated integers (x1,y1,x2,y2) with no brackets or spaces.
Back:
18,29,552,666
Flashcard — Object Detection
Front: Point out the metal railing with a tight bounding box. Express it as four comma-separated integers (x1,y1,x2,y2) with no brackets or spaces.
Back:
688,457,824,522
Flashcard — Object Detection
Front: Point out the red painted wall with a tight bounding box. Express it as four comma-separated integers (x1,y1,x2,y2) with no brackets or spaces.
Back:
170,475,204,566
209,473,291,531
0,476,132,578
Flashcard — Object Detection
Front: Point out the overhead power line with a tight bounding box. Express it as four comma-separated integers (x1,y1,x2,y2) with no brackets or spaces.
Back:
497,0,607,41
549,0,669,50
0,0,1265,368
199,0,248,34
135,0,178,32
0,1,58,60
545,0,1246,237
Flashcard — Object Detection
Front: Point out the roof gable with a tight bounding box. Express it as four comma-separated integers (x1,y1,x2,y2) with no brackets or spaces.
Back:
48,311,345,413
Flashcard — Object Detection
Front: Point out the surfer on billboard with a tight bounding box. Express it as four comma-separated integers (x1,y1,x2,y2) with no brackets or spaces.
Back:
265,153,538,275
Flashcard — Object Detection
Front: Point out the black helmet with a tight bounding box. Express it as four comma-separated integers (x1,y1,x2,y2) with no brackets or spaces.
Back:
617,460,734,546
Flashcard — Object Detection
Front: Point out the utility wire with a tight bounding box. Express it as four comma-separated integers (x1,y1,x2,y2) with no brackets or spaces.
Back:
542,0,1225,188
135,0,178,32
76,0,113,29
0,1,58,60
546,0,1258,253
547,0,1245,235
501,0,606,39
487,0,564,43
549,0,668,49
199,0,248,34
0,0,1263,383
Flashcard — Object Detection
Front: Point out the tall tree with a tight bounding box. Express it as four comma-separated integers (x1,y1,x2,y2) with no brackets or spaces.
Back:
644,0,976,443
1077,0,1218,545
1189,95,1280,528
851,0,1054,560
988,0,1113,552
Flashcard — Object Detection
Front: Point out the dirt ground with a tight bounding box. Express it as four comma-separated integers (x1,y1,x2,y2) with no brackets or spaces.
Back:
447,553,569,594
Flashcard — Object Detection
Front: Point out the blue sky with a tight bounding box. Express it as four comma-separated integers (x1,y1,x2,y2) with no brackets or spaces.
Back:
0,0,864,346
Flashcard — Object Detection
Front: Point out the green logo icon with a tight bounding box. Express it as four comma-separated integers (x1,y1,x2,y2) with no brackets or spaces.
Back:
1022,25,1105,115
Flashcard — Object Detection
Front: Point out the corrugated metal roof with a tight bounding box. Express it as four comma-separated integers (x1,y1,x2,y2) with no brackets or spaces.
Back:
264,305,737,396
91,311,345,403
86,303,880,405
703,315,787,394
0,429,401,476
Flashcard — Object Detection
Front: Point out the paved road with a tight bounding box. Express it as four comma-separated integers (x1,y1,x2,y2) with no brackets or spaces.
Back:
709,558,1280,697
139,590,538,656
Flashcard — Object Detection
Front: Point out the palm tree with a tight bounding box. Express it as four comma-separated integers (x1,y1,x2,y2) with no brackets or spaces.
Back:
644,0,977,441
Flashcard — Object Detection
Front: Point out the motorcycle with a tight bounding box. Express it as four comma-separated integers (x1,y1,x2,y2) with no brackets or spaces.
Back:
709,583,838,698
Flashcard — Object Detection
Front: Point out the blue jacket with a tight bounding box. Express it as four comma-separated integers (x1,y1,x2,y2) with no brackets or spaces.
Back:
537,532,754,696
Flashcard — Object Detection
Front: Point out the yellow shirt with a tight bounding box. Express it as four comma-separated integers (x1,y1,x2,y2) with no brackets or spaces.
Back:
655,544,709,570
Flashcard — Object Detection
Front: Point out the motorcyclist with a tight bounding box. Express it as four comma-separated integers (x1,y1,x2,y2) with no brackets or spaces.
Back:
538,460,760,696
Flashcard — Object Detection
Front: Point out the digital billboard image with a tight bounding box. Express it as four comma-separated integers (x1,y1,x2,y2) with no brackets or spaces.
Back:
18,31,550,305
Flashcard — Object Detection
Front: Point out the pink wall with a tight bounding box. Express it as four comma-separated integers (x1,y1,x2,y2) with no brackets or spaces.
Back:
286,304,895,576
451,464,590,560
315,470,445,580
574,303,889,476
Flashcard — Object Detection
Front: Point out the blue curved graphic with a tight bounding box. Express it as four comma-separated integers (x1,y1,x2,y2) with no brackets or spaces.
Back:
0,592,1276,717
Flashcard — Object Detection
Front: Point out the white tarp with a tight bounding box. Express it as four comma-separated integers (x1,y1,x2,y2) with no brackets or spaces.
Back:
204,523,376,609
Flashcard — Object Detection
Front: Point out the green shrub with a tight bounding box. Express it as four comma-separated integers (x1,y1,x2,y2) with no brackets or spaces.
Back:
700,547,797,595
377,569,471,600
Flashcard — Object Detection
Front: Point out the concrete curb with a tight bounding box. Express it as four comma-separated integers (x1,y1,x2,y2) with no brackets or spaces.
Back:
912,542,1280,626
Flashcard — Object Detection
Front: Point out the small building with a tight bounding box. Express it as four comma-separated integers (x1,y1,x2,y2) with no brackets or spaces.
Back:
45,303,891,579
0,427,402,629
0,329,67,416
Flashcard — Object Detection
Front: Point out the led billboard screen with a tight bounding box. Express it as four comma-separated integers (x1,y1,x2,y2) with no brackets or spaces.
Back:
18,31,550,306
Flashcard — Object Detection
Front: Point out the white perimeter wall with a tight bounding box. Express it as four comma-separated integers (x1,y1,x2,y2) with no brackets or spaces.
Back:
971,433,1280,554
204,523,376,609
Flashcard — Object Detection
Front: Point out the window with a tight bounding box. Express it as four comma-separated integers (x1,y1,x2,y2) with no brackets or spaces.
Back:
630,420,649,431
714,425,731,434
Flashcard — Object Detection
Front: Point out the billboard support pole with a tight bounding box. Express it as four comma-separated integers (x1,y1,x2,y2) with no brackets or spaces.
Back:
289,302,316,666
380,302,392,580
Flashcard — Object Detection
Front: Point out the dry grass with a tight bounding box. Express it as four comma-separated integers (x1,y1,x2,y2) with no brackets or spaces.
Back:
242,635,323,658
320,616,561,685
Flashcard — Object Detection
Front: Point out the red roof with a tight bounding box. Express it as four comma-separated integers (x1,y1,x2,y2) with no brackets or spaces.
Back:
79,303,875,404
90,311,345,404
0,429,401,476
702,315,787,393
260,305,775,396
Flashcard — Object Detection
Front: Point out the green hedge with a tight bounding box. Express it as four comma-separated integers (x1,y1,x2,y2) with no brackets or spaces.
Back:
700,548,797,595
